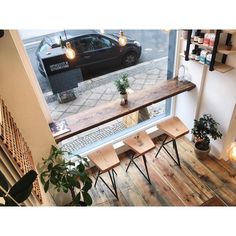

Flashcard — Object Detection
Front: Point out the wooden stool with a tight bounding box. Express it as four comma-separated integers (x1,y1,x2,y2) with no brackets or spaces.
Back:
155,116,189,167
88,144,120,199
124,131,156,184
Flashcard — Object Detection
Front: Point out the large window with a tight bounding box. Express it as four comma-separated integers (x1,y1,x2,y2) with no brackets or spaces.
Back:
21,30,176,153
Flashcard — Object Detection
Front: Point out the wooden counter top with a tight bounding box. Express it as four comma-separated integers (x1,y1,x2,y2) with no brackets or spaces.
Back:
55,77,196,143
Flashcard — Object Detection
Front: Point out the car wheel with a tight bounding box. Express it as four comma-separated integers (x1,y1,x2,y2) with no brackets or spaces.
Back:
122,52,137,67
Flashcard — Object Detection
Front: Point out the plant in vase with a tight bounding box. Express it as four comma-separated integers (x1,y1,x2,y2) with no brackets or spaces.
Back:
191,114,222,159
39,145,93,206
114,73,130,106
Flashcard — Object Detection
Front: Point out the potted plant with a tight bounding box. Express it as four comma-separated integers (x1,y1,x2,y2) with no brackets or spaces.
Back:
191,114,222,159
0,169,37,206
39,145,93,206
114,73,130,105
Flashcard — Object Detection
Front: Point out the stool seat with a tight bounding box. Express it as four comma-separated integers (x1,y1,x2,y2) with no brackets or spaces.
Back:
88,144,120,199
155,116,189,167
158,116,189,139
88,145,120,173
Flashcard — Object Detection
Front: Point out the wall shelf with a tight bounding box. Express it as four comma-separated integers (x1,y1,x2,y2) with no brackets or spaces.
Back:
191,40,213,52
214,62,234,73
217,46,236,55
182,29,235,73
180,53,234,73
223,30,236,34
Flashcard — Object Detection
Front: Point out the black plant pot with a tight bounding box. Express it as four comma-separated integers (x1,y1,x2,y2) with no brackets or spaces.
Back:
194,142,210,160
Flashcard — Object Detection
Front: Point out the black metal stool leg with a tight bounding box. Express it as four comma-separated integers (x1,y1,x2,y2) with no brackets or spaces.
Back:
142,155,151,184
126,154,135,172
109,170,118,199
173,139,181,167
94,170,101,187
113,169,117,176
155,135,168,158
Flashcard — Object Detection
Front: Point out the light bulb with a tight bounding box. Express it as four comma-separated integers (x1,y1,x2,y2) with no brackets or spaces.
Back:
229,141,236,161
65,42,76,60
118,31,127,46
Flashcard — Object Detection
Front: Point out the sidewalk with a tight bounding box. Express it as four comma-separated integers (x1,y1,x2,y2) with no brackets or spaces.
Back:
48,57,168,121
50,57,168,152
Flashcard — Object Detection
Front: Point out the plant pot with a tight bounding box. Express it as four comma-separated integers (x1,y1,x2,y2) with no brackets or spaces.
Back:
49,188,73,206
194,143,210,160
120,92,128,106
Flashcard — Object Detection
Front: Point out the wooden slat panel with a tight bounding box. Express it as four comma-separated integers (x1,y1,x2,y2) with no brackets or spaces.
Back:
55,78,196,143
0,97,42,203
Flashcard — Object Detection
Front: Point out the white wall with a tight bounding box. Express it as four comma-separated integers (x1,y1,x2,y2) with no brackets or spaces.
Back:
0,30,56,164
175,31,236,159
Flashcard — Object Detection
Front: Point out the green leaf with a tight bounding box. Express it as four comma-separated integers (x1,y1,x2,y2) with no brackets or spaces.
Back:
40,172,47,185
7,185,33,204
48,163,53,171
44,180,49,192
73,193,81,206
77,163,85,172
9,170,37,200
0,170,9,197
82,180,92,192
4,196,18,206
82,192,92,206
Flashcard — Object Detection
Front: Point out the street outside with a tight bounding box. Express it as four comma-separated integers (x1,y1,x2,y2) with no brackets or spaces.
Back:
22,30,169,93
21,30,170,152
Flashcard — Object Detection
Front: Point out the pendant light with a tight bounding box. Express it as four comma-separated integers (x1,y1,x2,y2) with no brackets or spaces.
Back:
229,140,236,167
118,30,127,46
61,30,76,60
65,42,76,60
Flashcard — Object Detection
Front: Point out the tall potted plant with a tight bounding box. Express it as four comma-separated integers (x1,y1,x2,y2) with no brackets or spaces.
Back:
114,73,130,105
40,145,93,206
191,114,222,159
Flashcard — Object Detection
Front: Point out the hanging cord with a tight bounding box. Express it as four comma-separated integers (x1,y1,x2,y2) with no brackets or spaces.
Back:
0,185,21,206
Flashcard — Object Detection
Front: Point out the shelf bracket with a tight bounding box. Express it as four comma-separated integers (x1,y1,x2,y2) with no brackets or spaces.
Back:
221,33,232,64
185,30,192,61
209,30,221,71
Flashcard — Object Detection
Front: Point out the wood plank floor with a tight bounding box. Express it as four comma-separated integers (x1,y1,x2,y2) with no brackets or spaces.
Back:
88,136,236,206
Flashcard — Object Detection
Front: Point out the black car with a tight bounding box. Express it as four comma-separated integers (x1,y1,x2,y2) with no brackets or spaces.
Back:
36,32,142,77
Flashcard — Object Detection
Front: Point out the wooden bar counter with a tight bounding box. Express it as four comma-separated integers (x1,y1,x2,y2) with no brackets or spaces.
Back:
55,77,196,143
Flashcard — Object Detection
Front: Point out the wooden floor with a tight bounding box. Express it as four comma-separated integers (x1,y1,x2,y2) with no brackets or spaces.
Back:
88,136,236,206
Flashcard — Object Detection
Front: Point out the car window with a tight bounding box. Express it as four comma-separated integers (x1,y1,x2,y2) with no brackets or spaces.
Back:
78,37,94,52
93,36,112,50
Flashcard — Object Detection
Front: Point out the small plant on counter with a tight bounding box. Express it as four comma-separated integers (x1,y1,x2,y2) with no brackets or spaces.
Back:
114,73,130,105
40,145,93,206
114,73,130,94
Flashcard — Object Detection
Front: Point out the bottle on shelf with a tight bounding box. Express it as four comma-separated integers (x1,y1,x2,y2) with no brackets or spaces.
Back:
198,33,205,44
195,48,201,61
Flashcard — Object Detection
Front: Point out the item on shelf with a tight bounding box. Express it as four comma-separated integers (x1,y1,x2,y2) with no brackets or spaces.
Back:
195,48,201,61
194,31,200,42
203,33,211,46
200,50,208,64
206,53,212,65
190,49,196,60
226,41,233,50
198,33,205,44
209,33,216,48
182,30,188,39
